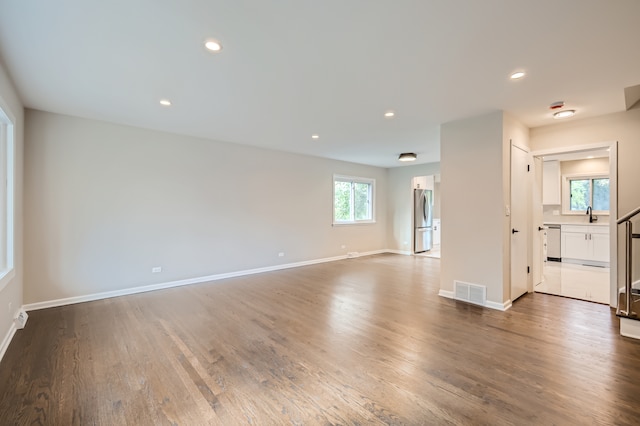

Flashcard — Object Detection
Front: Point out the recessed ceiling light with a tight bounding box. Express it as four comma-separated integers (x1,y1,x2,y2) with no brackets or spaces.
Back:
510,71,525,80
159,99,172,106
311,134,319,139
553,110,576,119
398,153,417,162
204,40,223,52
384,111,395,118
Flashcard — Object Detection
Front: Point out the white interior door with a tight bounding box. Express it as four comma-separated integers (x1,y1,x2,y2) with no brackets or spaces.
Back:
511,144,529,302
532,157,544,288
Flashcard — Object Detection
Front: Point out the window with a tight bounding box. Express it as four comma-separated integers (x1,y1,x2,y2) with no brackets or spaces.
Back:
333,175,375,224
564,174,609,214
0,103,15,291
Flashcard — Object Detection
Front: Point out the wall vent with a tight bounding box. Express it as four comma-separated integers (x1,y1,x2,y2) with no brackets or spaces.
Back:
454,280,487,306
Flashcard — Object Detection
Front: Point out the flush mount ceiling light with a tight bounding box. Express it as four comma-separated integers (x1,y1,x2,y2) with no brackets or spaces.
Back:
311,134,319,140
553,109,576,119
398,153,417,162
159,99,172,106
384,111,395,118
510,71,525,80
204,39,223,52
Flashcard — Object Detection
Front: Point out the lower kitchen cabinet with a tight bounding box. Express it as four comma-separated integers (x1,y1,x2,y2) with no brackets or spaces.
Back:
561,225,609,265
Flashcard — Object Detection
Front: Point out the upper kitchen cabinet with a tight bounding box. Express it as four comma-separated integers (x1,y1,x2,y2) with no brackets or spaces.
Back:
543,160,561,205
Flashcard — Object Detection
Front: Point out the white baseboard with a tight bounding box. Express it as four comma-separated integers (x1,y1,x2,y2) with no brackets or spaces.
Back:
486,299,512,311
0,322,17,363
438,289,511,311
23,249,391,312
438,289,454,299
386,249,412,255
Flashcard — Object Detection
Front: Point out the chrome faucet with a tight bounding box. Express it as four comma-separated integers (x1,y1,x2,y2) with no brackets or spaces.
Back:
586,206,597,223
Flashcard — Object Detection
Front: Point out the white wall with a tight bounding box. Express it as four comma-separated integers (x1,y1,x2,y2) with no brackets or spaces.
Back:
440,111,506,305
24,110,388,304
440,111,529,307
0,60,23,356
386,163,440,252
561,157,609,176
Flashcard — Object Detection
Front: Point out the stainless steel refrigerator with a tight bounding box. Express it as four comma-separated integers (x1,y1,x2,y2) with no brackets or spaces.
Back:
414,189,433,253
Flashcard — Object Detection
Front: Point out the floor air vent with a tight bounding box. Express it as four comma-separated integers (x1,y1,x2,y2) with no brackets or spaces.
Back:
454,281,487,306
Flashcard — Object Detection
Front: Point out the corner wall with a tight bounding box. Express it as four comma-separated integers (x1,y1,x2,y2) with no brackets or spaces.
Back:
24,110,388,305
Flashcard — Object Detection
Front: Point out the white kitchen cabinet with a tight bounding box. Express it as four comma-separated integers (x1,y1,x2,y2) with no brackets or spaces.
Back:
563,231,591,260
543,160,561,205
561,225,609,265
433,219,441,245
591,232,610,262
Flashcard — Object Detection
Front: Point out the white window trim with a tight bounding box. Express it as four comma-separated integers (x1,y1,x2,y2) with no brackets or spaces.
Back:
0,98,15,293
332,174,376,225
562,172,609,216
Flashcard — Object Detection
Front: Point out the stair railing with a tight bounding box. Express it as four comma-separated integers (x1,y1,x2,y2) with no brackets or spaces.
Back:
617,206,640,317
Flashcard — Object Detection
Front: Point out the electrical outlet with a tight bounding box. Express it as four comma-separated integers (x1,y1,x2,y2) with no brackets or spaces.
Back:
278,252,285,257
152,267,162,273
341,245,346,249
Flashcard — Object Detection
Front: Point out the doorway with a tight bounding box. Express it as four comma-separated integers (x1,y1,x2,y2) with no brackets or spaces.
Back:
412,175,441,259
531,143,618,307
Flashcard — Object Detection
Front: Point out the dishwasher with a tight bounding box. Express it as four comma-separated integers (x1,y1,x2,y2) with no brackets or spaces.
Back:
546,225,561,261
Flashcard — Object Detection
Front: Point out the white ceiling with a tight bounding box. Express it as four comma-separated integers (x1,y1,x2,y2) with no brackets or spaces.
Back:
0,1,639,168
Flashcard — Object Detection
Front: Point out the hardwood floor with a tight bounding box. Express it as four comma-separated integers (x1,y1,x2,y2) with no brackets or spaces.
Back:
1,254,640,425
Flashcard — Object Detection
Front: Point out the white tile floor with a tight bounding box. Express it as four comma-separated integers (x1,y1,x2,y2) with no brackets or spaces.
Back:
535,261,610,304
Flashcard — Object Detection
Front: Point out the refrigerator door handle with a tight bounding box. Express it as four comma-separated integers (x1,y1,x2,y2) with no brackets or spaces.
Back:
423,194,427,222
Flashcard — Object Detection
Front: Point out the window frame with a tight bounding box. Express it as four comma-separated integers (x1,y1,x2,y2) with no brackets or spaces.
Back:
562,172,609,216
0,100,15,292
332,174,376,225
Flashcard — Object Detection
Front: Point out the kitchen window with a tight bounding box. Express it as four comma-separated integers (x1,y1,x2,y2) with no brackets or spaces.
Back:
333,175,375,224
563,173,609,215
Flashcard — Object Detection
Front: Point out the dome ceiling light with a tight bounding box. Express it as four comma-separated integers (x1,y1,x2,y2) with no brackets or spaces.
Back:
553,109,576,119
398,153,417,162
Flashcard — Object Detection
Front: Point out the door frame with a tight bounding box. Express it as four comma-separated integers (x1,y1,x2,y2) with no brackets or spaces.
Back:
530,141,618,308
532,156,544,289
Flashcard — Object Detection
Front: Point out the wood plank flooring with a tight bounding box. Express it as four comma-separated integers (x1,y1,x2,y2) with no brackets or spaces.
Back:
2,254,640,425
